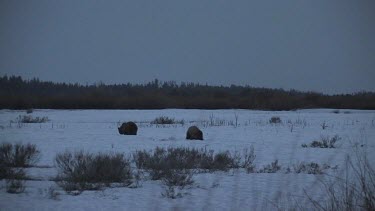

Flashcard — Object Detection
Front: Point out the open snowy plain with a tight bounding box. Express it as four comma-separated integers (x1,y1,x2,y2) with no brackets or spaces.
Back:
1,109,374,210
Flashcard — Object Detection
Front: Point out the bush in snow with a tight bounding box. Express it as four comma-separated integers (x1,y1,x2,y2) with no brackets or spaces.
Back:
303,147,375,211
301,135,340,148
161,169,194,188
134,147,207,180
0,143,40,167
133,147,248,180
55,151,133,193
258,160,281,173
269,116,282,124
160,169,194,199
6,179,25,194
151,116,184,125
15,115,49,123
0,166,26,180
242,146,256,173
293,162,330,174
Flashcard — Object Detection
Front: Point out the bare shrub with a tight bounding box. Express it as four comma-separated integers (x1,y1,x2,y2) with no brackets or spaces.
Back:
134,147,255,180
26,108,33,114
242,146,256,173
6,179,25,194
134,147,210,180
151,116,184,125
321,121,328,130
212,151,240,171
56,181,83,195
304,148,375,211
47,186,60,200
161,169,194,199
8,168,25,180
0,143,40,167
0,166,26,180
302,135,340,148
55,151,133,193
15,115,49,123
258,160,281,173
293,162,330,174
162,169,194,188
269,116,282,124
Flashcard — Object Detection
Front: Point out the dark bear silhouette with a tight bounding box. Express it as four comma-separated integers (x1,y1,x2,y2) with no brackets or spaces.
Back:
186,126,203,140
118,122,138,135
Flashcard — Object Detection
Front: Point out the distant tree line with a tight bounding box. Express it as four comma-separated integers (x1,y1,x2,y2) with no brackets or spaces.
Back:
0,75,374,110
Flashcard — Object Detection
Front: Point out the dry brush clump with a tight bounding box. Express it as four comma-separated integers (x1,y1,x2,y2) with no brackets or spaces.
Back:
55,151,133,193
293,162,330,174
269,116,282,124
0,143,39,194
161,169,194,199
0,142,40,183
0,143,40,168
303,148,375,211
151,116,184,125
302,135,341,148
242,146,257,173
15,115,49,123
133,147,255,180
133,146,256,199
258,160,282,173
6,179,26,194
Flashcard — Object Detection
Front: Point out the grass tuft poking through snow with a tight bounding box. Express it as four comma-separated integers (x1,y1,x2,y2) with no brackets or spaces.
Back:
302,147,375,211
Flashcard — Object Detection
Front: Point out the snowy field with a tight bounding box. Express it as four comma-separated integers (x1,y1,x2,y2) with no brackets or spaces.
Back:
0,109,374,210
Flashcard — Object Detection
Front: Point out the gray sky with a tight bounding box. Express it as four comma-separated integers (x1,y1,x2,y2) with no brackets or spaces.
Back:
1,0,374,94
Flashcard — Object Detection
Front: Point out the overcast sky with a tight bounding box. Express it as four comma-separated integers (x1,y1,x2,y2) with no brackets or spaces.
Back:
0,0,374,94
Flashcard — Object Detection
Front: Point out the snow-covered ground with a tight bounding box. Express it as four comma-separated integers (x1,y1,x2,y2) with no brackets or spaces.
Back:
0,109,374,210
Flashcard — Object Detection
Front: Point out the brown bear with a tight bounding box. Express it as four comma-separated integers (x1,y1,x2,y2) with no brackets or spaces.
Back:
118,122,138,135
186,126,203,140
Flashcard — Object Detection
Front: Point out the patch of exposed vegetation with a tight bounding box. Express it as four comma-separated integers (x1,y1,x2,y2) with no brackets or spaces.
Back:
302,135,341,148
6,179,25,194
134,147,237,180
269,116,282,124
55,151,133,194
14,115,49,123
292,162,330,174
0,143,40,167
258,160,281,173
151,116,184,125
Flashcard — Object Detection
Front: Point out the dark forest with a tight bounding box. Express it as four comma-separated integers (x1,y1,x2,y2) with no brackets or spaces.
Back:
1,75,374,110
